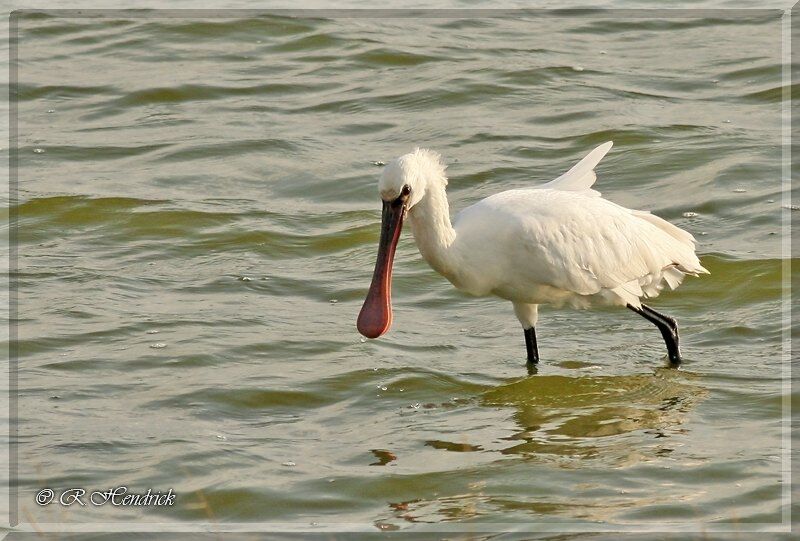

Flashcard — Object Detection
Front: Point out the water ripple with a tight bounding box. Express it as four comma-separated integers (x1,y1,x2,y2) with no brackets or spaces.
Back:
15,10,786,528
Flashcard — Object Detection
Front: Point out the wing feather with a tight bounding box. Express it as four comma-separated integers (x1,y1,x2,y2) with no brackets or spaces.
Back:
454,147,707,307
504,189,706,305
537,141,613,196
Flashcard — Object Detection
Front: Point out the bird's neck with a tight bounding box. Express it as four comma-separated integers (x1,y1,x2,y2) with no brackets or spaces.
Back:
407,183,457,276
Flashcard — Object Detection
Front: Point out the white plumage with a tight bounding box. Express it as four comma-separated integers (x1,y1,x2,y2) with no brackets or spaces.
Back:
357,141,708,364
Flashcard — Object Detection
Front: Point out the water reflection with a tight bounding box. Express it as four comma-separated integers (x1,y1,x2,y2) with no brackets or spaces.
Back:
370,448,398,466
385,488,490,525
383,368,707,524
484,368,706,466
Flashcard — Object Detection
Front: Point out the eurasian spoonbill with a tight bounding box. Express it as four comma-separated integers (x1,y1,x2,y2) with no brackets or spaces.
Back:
357,142,708,365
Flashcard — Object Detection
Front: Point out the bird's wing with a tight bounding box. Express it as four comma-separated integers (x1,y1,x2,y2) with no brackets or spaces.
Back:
537,141,613,197
504,189,706,306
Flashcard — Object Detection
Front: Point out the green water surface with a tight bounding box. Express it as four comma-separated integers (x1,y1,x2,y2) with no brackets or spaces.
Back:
10,9,796,536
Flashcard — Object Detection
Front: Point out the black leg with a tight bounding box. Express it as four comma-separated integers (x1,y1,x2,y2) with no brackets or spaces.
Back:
641,304,678,335
627,303,681,364
524,327,539,364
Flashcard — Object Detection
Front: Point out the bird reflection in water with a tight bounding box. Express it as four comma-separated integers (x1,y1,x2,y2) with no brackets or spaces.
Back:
381,368,705,525
486,369,704,463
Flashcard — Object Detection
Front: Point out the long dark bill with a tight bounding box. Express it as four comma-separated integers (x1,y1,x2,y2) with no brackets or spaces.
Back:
357,195,407,338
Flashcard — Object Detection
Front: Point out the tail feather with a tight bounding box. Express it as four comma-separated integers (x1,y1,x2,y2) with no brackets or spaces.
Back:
633,210,697,247
662,266,685,290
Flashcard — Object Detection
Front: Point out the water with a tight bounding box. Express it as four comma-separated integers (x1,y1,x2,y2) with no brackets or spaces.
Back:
10,8,795,536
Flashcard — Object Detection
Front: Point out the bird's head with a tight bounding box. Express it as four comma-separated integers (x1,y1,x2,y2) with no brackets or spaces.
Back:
357,148,447,339
377,147,447,211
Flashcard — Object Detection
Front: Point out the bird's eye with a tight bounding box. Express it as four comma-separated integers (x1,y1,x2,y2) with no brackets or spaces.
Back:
401,185,411,196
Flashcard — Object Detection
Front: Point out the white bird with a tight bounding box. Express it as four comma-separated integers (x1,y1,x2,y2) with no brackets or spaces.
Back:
357,142,708,365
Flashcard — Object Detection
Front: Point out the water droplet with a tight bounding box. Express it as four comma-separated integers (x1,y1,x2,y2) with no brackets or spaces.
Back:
47,109,55,113
371,160,385,166
459,328,467,333
682,212,698,218
240,276,252,281
733,188,746,193
282,461,296,467
399,388,404,392
373,367,378,371
767,199,775,203
723,119,731,123
146,330,159,334
653,139,661,143
572,65,584,72
216,434,227,441
698,231,707,236
381,386,387,391
150,343,166,349
33,148,44,154
360,337,367,343
413,403,421,409
329,299,338,304
712,79,719,83
599,50,607,55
